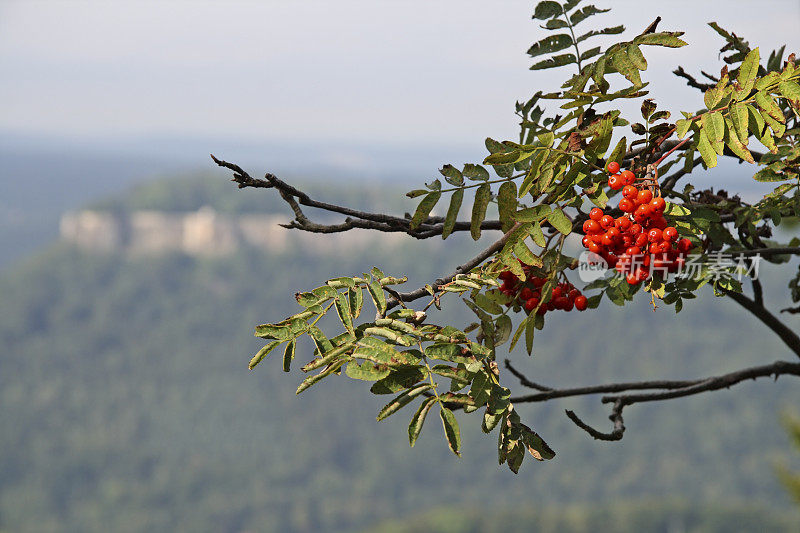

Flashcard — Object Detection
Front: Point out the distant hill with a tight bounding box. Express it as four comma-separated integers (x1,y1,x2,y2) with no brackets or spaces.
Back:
1,176,799,532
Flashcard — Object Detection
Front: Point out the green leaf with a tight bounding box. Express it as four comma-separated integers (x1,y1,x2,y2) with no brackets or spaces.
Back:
513,240,542,268
701,111,724,155
334,293,354,335
255,317,307,341
296,359,348,394
370,368,427,394
611,49,642,86
302,343,354,374
696,129,718,168
425,343,476,365
282,339,296,372
326,277,356,289
348,287,363,318
704,86,722,110
345,360,391,381
543,18,569,29
755,90,784,122
497,181,518,232
676,118,692,139
408,396,437,447
521,425,556,460
723,117,754,163
533,1,561,19
729,102,749,145
463,164,491,181
576,25,624,44
546,208,572,235
527,34,574,58
579,46,602,61
779,80,800,103
633,31,688,48
735,47,760,101
249,340,281,370
439,164,463,186
439,407,462,456
570,5,610,25
530,53,577,71
530,221,546,247
494,315,513,347
441,189,463,240
513,204,550,222
377,384,432,421
409,191,441,231
627,43,647,70
307,324,334,355
367,280,387,315
753,168,788,182
607,136,627,163
592,55,606,86
471,183,492,240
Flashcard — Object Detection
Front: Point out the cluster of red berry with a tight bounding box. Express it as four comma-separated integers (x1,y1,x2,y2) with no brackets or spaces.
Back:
498,269,588,314
581,161,694,286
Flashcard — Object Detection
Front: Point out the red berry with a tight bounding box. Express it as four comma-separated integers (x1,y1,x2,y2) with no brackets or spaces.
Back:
626,246,642,256
532,277,547,288
499,270,514,282
636,189,653,205
519,287,534,300
626,272,639,285
647,228,663,243
551,286,563,298
623,185,639,200
620,170,635,186
607,161,620,174
574,295,588,311
634,232,649,247
615,217,632,231
589,207,604,221
600,215,615,229
650,197,666,213
618,198,635,213
524,297,539,312
583,220,601,234
554,296,569,310
663,227,678,242
581,236,592,248
677,238,693,253
608,175,623,190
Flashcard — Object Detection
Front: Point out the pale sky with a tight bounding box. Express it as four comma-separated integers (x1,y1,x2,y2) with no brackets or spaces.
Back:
1,0,799,148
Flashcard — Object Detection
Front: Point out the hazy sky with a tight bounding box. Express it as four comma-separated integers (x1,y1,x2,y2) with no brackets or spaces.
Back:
1,0,799,148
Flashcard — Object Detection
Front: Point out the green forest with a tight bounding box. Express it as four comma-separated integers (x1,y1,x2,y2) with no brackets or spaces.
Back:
1,177,799,532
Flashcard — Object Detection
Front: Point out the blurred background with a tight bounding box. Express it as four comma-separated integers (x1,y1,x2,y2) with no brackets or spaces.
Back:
2,1,800,531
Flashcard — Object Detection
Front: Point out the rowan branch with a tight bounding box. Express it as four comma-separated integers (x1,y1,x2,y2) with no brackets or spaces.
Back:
722,288,800,359
385,223,522,310
211,155,503,239
505,359,800,441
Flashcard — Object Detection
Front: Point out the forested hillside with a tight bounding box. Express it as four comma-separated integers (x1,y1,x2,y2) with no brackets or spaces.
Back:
1,177,799,532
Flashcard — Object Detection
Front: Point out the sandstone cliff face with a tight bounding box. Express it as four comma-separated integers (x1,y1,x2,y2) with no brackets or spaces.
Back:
60,207,414,256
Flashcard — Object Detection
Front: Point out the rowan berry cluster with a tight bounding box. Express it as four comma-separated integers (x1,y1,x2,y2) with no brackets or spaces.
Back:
581,161,694,286
498,269,588,315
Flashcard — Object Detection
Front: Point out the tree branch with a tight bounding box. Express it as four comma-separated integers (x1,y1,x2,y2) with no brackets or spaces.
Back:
506,359,800,441
211,155,503,239
565,401,625,441
385,223,523,310
723,289,800,359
